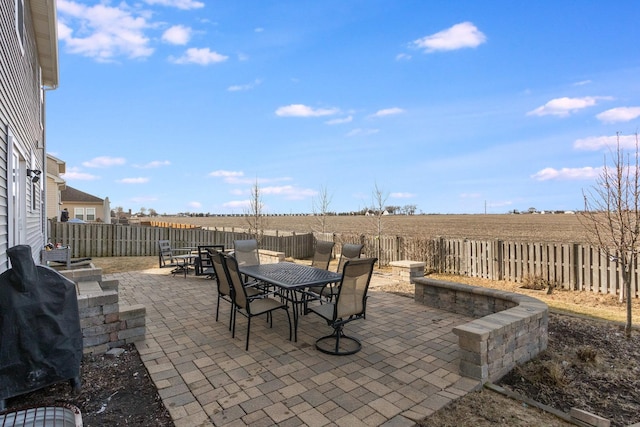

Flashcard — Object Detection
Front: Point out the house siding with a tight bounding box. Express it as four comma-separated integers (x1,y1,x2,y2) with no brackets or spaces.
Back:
1,0,49,270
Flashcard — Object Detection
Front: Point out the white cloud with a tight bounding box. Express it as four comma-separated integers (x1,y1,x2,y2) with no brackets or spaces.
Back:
82,156,126,168
527,96,611,117
228,79,262,92
143,0,204,10
596,107,640,123
223,200,250,209
57,0,154,61
573,80,592,86
262,185,316,200
162,25,191,45
346,128,379,137
412,22,486,53
371,107,404,117
61,169,100,180
134,160,171,168
395,53,412,61
574,134,640,150
254,27,264,33
118,177,149,184
188,201,202,209
275,104,339,117
531,167,601,181
325,116,353,125
130,196,158,203
209,170,251,184
170,48,229,65
390,192,415,198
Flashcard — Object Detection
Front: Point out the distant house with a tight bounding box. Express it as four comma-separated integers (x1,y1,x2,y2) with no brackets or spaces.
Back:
45,154,66,221
61,186,111,224
0,0,59,269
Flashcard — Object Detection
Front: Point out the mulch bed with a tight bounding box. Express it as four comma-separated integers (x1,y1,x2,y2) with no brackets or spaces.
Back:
2,344,173,427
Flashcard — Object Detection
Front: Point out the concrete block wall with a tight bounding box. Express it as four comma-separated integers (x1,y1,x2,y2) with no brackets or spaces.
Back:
413,277,548,383
389,260,425,283
259,250,286,264
62,267,146,354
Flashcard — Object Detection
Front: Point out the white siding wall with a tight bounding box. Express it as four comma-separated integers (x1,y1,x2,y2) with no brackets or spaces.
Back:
0,0,48,270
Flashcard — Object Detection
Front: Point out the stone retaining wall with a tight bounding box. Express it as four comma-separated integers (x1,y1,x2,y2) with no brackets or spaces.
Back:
414,277,548,383
62,267,146,354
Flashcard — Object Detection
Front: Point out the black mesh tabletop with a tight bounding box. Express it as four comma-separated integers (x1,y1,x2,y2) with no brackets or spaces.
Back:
240,263,341,289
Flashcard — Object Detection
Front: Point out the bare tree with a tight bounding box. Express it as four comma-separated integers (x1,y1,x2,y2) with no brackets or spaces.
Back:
312,185,333,233
370,182,389,266
244,180,266,243
581,133,639,338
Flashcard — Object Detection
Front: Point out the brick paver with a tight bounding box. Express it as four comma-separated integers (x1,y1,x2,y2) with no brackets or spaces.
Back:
111,267,480,426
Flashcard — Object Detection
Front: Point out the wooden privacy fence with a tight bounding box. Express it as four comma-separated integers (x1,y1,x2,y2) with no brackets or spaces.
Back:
48,222,638,298
47,222,314,260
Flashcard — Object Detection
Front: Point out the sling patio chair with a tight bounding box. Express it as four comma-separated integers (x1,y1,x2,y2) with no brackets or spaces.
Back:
195,244,224,277
308,257,377,355
209,250,264,332
323,242,364,301
224,253,291,351
157,240,179,269
303,240,336,312
233,239,270,290
233,239,260,267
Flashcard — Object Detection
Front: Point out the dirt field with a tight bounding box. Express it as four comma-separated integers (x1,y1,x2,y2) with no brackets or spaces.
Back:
157,213,591,243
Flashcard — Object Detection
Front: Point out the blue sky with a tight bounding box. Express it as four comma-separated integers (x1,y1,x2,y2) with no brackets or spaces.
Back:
48,0,640,215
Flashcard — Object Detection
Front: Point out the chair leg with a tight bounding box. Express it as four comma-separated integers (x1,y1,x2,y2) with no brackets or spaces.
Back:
246,317,251,351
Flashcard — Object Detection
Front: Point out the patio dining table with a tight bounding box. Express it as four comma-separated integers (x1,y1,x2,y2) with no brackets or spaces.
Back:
239,262,342,342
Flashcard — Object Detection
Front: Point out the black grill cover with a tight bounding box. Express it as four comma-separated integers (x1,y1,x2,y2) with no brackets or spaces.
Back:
0,245,82,402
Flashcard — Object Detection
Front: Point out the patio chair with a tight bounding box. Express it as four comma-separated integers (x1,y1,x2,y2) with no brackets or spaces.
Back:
233,239,260,267
308,257,377,355
195,245,224,277
210,249,262,332
157,240,179,268
233,239,268,289
323,243,364,301
303,240,336,311
224,253,292,351
311,240,335,270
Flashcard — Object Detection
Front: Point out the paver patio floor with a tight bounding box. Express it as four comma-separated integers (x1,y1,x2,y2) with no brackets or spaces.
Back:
110,267,479,427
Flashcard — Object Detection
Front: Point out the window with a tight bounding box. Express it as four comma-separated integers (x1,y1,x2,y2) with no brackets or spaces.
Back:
86,208,96,221
74,208,84,220
15,0,25,53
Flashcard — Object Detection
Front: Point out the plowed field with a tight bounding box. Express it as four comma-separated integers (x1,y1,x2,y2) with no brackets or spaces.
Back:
159,213,590,243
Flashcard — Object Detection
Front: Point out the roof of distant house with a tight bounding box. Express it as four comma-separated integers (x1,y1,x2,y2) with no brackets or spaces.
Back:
61,186,104,203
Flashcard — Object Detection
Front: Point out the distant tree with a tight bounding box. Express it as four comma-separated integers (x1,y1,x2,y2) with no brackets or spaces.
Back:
148,208,158,217
402,204,417,215
139,207,147,216
312,185,333,233
244,180,266,243
581,132,639,338
528,207,537,214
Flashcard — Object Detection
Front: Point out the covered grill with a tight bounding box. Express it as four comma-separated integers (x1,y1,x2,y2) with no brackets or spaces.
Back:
0,245,82,410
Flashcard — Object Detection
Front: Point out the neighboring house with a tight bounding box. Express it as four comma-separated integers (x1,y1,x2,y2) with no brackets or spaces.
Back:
45,153,66,221
0,0,59,270
61,186,111,224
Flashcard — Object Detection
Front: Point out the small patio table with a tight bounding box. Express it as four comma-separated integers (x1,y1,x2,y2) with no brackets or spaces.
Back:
172,253,198,277
239,262,342,341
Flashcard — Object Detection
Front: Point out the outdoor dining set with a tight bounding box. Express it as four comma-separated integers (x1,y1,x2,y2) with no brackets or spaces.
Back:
157,239,377,355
